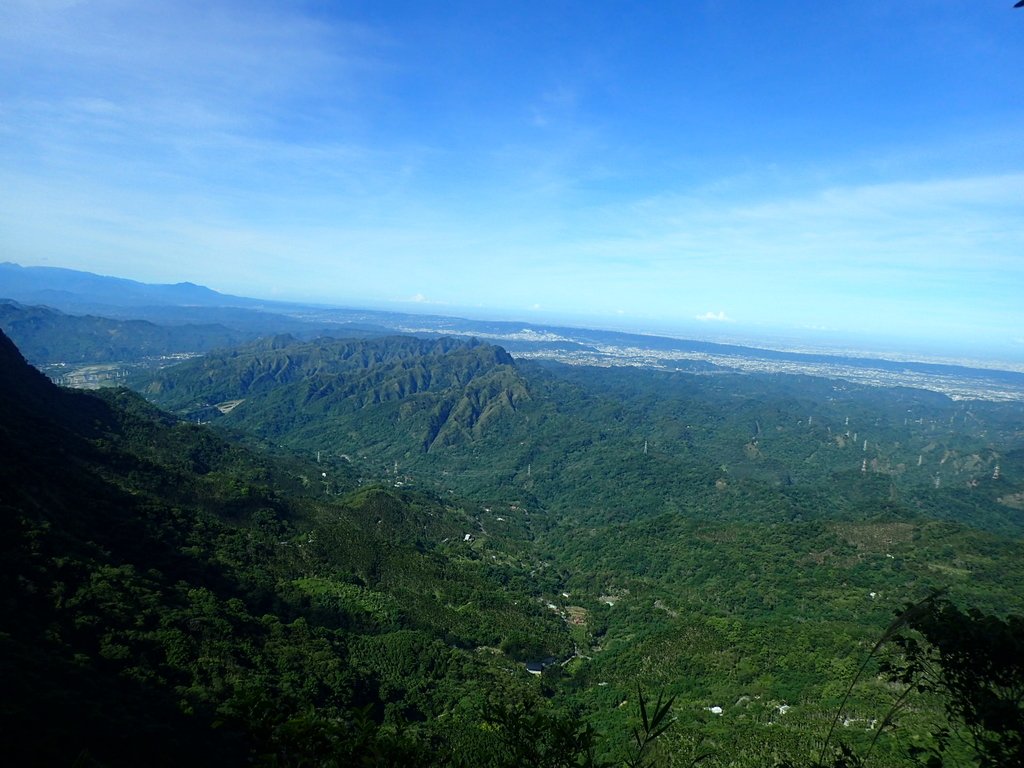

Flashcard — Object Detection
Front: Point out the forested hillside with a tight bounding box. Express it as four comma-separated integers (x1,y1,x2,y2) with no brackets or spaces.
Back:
129,333,1024,764
138,335,527,455
0,330,586,766
4,325,1023,766
0,299,251,363
139,334,1024,538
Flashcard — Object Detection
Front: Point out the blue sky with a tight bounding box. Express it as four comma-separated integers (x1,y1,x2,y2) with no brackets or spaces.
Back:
2,1,1023,357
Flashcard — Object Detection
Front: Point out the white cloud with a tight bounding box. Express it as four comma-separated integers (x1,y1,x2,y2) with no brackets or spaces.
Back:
696,311,732,322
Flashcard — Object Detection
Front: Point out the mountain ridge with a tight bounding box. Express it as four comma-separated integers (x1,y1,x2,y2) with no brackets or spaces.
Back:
0,261,259,309
0,299,252,363
140,334,527,454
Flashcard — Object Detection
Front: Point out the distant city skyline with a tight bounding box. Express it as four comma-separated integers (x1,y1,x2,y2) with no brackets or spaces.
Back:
2,1,1022,358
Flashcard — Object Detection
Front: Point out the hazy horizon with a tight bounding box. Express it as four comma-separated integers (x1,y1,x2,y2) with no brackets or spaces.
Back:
7,259,1024,373
2,2,1022,357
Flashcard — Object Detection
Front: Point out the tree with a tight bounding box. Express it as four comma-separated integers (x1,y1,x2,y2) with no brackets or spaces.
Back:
883,598,1024,767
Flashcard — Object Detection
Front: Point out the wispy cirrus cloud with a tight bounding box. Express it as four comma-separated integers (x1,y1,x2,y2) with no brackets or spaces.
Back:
0,0,393,185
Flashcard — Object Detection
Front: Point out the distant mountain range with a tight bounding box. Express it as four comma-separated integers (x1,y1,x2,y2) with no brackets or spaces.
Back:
4,261,1023,401
0,261,265,310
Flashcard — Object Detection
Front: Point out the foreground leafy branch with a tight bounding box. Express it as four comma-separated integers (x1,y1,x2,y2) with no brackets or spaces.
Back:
882,597,1024,768
624,686,678,768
